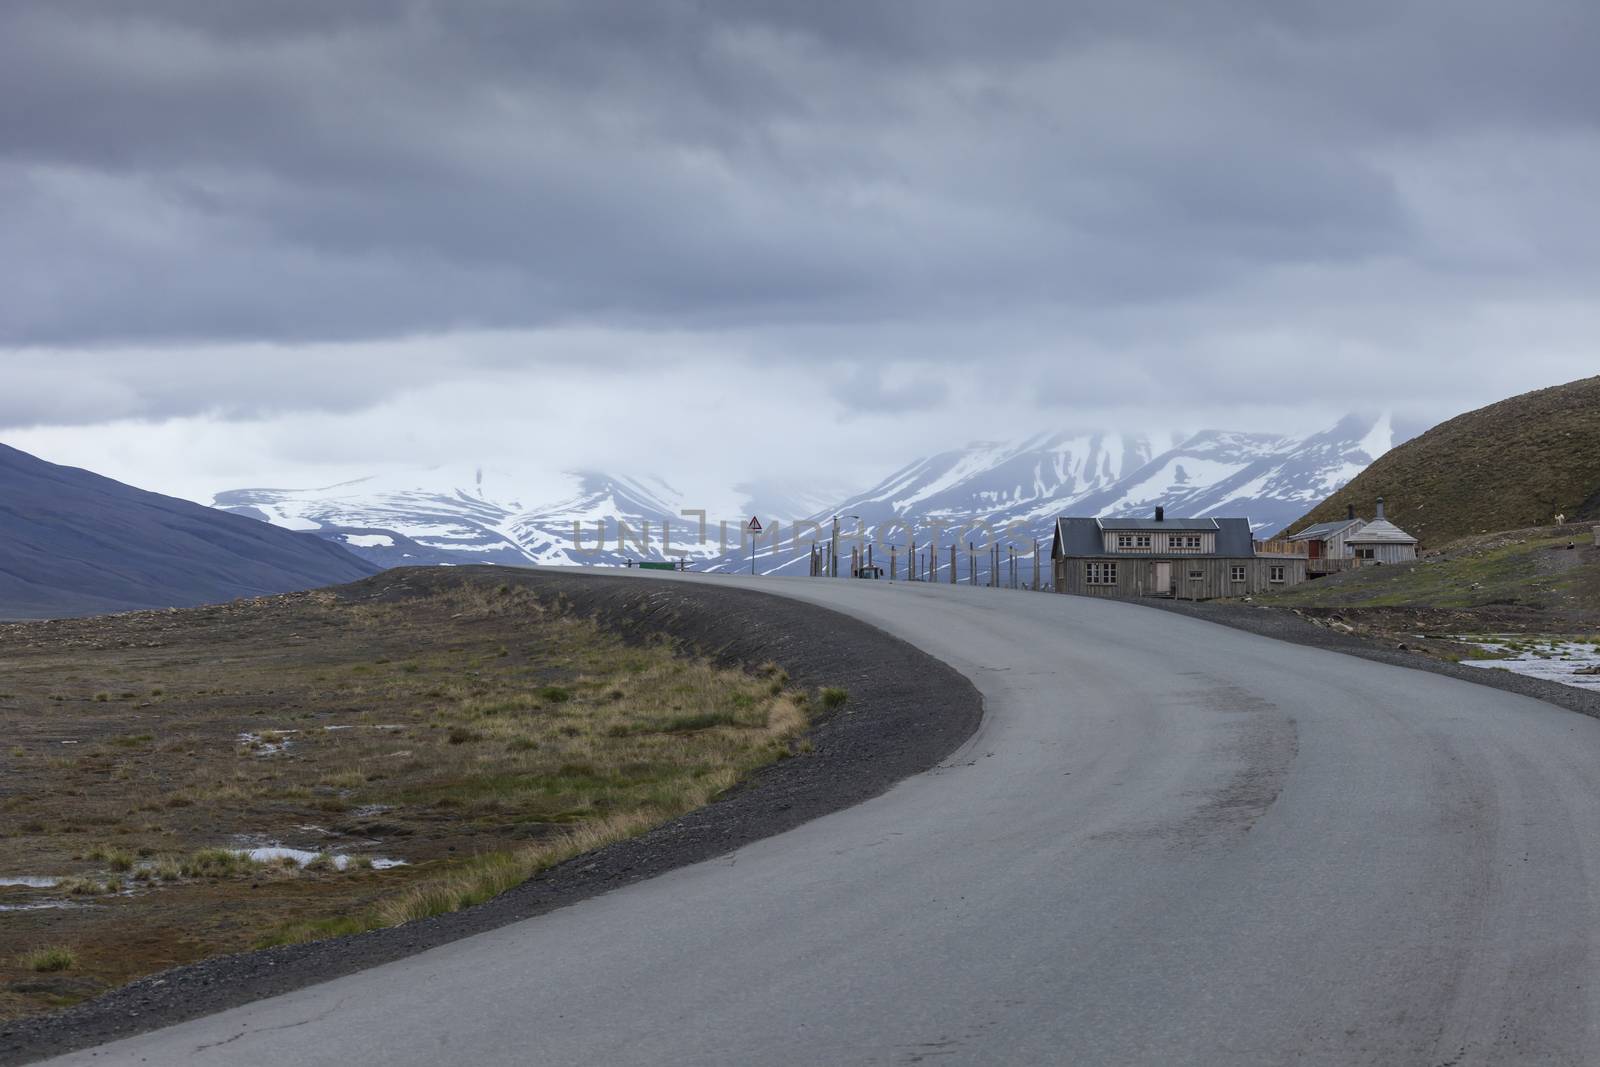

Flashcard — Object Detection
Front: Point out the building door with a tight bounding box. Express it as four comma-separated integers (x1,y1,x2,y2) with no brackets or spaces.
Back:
1153,561,1171,594
1308,539,1323,559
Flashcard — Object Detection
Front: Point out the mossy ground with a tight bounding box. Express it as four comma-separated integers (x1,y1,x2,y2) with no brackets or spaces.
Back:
1246,524,1600,662
0,574,813,1022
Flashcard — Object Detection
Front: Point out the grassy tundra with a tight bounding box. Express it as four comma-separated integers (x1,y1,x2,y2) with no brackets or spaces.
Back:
0,574,816,1021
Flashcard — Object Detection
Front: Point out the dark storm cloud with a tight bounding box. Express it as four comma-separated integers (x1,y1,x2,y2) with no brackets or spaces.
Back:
1,0,1598,426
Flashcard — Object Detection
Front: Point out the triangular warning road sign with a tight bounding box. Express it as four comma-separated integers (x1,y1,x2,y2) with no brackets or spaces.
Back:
746,516,763,533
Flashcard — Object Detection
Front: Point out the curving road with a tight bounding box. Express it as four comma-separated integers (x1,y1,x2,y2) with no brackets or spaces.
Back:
44,575,1600,1065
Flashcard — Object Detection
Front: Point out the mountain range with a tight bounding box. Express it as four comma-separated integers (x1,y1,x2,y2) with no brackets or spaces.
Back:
214,414,1396,579
0,443,377,620
215,470,775,569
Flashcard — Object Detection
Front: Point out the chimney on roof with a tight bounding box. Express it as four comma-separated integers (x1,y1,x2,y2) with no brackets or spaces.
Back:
1376,497,1386,520
1347,503,1356,521
1155,506,1165,523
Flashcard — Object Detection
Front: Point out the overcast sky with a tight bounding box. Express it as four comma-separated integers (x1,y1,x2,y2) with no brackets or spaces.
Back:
3,1,1597,504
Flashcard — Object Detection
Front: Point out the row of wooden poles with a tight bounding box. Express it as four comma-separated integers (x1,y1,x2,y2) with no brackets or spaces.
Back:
804,537,1045,590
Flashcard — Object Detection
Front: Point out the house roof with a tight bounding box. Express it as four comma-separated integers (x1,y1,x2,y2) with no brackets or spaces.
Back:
1345,518,1418,545
1053,516,1257,558
1289,519,1364,541
1098,517,1219,531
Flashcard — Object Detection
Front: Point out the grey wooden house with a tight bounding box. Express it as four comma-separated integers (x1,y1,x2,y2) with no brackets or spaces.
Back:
1286,506,1367,575
1288,498,1417,570
1343,499,1418,564
1051,507,1307,599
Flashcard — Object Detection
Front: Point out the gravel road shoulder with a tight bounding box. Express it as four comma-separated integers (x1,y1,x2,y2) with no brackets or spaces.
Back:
1139,597,1600,719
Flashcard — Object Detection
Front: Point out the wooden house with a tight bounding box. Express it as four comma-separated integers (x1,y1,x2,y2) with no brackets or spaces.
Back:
1287,506,1366,575
1343,498,1418,564
1289,498,1417,570
1051,508,1307,599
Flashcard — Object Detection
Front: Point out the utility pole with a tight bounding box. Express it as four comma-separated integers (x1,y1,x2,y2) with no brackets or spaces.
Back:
949,543,956,584
1032,539,1040,591
968,542,976,585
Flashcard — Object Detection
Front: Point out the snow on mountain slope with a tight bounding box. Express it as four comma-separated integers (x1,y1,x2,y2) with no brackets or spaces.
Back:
214,466,530,565
215,413,1392,579
216,468,770,568
702,413,1395,578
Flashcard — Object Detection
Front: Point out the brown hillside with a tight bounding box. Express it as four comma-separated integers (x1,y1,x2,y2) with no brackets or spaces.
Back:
1284,376,1600,547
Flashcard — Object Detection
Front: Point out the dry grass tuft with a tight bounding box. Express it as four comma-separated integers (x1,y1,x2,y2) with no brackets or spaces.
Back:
18,946,77,973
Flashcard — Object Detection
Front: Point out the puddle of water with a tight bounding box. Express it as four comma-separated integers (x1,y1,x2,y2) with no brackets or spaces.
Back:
0,876,60,888
236,845,406,871
1456,635,1600,690
0,900,77,912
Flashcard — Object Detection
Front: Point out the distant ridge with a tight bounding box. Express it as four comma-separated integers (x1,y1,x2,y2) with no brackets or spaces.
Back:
0,443,379,619
1284,377,1600,547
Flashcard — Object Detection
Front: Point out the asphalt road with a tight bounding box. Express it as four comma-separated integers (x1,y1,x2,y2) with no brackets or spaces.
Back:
46,575,1600,1065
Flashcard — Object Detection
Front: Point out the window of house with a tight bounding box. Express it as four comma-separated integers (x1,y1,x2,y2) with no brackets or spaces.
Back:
1168,534,1203,551
1086,561,1118,585
1187,569,1204,581
1114,533,1152,550
1269,565,1286,583
1354,546,1375,560
1230,566,1246,582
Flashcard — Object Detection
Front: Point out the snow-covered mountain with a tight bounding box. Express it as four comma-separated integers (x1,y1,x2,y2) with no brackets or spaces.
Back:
702,413,1396,579
215,468,763,569
214,413,1394,579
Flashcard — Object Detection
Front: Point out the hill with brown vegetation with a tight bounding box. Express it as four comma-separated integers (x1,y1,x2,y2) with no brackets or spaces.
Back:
1284,376,1600,547
0,443,378,619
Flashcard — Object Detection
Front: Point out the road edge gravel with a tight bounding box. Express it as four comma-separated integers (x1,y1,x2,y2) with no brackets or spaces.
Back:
1139,597,1600,719
0,568,983,1065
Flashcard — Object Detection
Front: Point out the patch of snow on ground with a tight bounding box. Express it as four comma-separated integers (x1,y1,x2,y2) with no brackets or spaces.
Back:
238,730,296,755
344,534,396,548
1457,636,1600,690
236,845,407,870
